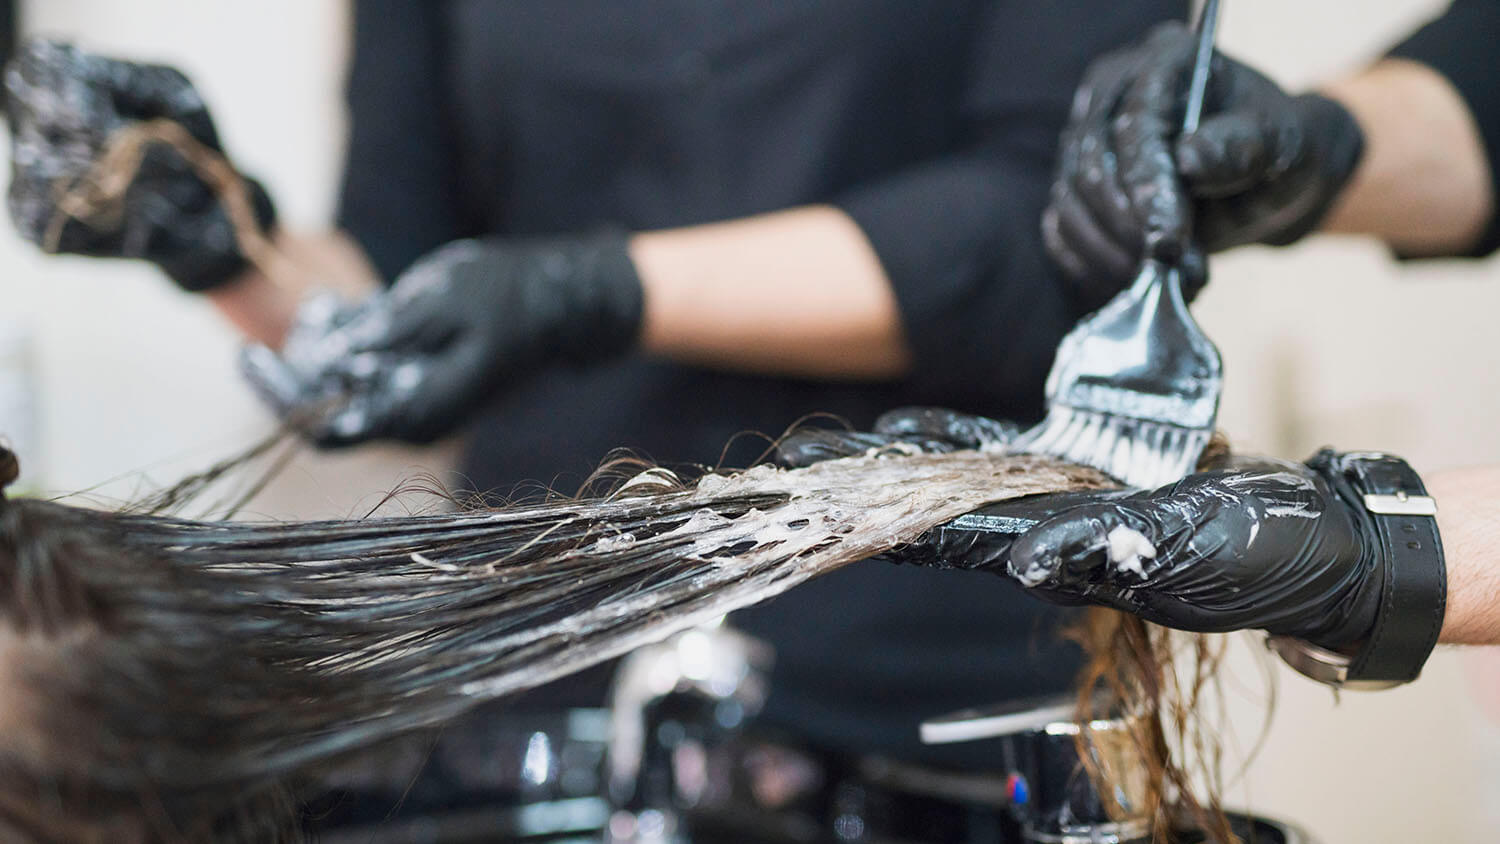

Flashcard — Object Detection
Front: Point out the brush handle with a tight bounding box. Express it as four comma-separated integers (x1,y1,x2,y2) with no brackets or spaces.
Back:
1167,0,1222,289
1182,0,1221,135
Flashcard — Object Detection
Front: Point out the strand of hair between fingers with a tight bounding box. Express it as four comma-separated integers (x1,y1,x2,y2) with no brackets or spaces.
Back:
45,118,297,287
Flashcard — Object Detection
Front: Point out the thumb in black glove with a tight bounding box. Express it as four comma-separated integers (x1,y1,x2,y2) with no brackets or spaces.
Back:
5,38,276,292
1043,22,1364,300
240,233,644,446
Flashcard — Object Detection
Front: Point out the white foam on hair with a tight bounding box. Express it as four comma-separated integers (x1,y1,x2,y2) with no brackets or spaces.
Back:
459,450,1112,699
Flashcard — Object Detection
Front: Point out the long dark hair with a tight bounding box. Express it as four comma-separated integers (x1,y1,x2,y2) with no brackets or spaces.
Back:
0,442,1111,842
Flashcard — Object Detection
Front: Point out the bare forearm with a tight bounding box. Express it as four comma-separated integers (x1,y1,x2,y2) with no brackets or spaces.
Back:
631,205,912,380
205,231,380,348
1430,466,1500,645
1431,466,1500,658
1321,58,1494,256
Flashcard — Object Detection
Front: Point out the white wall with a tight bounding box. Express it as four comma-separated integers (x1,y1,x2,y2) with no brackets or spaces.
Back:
0,2,1495,841
1196,3,1498,843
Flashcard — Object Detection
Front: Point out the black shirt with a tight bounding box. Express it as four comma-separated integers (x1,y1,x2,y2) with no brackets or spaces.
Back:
338,0,1186,765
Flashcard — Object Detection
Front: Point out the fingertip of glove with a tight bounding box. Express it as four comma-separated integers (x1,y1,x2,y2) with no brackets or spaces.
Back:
1179,246,1210,298
1007,521,1070,588
773,429,877,468
1177,118,1267,193
1011,503,1135,588
237,341,277,378
1143,227,1187,265
237,342,301,407
1175,135,1207,176
317,404,376,449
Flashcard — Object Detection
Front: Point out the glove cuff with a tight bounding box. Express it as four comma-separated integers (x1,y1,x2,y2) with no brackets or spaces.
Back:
158,176,279,293
1261,94,1366,247
1297,449,1446,687
552,231,645,366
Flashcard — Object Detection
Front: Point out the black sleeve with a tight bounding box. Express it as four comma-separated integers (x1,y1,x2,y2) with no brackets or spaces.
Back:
1389,0,1500,257
833,0,1188,413
337,0,470,282
0,0,15,72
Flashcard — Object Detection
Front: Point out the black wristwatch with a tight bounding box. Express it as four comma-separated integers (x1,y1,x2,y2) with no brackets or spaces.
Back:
1267,450,1447,691
1266,452,1452,689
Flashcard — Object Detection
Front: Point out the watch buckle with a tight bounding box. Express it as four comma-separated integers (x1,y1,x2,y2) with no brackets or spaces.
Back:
1362,492,1437,516
1265,635,1404,692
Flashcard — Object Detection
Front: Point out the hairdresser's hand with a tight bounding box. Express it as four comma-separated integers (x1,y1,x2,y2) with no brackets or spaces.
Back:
4,38,276,292
240,234,644,446
774,407,1021,468
776,407,1079,570
998,451,1389,649
1044,23,1364,299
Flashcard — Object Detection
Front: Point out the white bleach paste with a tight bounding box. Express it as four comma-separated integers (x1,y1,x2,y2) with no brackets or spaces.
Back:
1106,525,1157,579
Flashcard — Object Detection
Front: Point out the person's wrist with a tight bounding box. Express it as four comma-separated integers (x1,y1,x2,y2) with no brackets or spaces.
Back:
204,267,302,348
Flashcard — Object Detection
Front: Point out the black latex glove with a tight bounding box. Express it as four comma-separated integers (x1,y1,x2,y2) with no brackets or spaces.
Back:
240,234,644,446
1002,451,1383,648
776,407,1061,567
1042,22,1364,300
775,406,1021,468
776,407,1130,575
5,38,276,292
783,416,1384,648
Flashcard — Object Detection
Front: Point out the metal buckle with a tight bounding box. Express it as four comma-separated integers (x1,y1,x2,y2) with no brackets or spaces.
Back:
1264,635,1403,692
1362,492,1437,516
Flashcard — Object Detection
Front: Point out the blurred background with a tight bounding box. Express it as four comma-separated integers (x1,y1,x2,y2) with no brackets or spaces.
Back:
0,1,1494,841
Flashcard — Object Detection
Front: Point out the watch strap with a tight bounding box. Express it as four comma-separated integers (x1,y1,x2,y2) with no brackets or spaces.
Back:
1323,451,1447,685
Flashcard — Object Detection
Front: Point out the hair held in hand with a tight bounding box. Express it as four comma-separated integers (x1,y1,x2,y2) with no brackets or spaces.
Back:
18,101,1248,839
0,439,1138,841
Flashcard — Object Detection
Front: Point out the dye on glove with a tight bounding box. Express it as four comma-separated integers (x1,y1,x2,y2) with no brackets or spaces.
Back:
1005,454,1382,648
5,38,275,291
784,412,1386,648
241,234,644,446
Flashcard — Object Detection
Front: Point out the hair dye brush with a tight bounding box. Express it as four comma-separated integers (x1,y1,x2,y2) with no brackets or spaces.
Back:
1015,0,1224,489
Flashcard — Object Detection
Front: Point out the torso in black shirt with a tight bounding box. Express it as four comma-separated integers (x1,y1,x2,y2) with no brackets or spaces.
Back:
339,0,1184,765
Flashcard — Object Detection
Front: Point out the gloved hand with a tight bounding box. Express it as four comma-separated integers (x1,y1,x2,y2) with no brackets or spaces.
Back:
5,38,276,292
1043,23,1365,299
999,451,1387,649
240,234,644,446
783,415,1385,648
775,406,1021,468
776,407,1059,568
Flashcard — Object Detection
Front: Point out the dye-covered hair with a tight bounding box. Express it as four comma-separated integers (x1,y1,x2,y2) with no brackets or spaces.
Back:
0,442,1112,841
9,66,1251,840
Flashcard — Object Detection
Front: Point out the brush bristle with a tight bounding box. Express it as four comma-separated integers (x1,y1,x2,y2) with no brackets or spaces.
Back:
1017,407,1210,489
